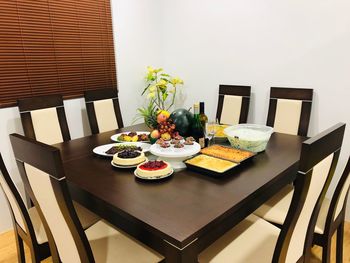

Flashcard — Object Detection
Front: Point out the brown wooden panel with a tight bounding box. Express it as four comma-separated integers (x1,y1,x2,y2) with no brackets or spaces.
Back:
0,0,117,108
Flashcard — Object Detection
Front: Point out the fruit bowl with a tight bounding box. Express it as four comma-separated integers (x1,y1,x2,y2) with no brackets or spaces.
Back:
224,124,273,152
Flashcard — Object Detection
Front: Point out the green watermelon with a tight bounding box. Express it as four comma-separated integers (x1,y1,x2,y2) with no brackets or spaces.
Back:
170,108,193,136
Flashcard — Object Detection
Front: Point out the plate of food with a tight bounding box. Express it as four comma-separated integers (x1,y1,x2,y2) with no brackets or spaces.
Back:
111,131,150,142
111,150,148,168
93,142,151,157
134,160,174,180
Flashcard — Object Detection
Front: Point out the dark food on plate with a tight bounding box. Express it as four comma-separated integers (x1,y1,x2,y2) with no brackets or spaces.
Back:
186,154,237,173
174,142,184,148
184,136,195,145
160,142,170,148
170,139,180,144
117,150,141,159
105,145,142,154
174,135,183,140
117,132,149,142
201,145,254,163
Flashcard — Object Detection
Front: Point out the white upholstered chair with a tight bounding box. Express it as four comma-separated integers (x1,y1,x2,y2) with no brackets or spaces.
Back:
0,153,98,262
216,85,251,125
10,134,163,263
84,88,124,134
18,94,71,145
266,87,313,136
254,155,350,263
199,123,345,263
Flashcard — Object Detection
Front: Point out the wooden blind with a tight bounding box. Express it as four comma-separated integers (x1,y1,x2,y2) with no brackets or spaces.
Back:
0,0,117,108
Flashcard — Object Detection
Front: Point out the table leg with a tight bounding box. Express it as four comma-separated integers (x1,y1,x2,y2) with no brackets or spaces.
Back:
163,238,198,263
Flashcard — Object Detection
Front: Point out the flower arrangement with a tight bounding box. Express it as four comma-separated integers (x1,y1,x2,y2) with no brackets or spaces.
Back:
135,66,184,130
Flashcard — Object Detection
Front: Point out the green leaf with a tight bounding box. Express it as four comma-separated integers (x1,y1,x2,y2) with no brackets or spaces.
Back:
162,93,168,101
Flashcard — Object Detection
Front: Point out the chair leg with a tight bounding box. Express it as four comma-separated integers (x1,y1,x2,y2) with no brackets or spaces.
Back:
336,221,344,263
322,238,332,263
14,232,25,263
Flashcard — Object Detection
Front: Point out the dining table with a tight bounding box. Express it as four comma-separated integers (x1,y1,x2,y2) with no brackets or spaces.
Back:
54,123,306,263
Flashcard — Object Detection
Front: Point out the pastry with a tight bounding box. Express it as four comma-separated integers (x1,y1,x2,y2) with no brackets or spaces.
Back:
113,150,146,166
136,161,172,178
185,154,237,173
201,145,254,163
174,142,184,148
160,142,170,148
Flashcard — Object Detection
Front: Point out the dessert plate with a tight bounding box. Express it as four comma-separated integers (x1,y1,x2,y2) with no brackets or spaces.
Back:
111,158,148,169
93,142,151,157
134,169,174,180
111,131,150,142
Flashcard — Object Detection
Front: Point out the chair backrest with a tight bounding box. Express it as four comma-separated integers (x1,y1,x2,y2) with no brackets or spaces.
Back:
18,94,71,145
325,156,350,228
266,87,313,136
84,88,123,134
0,153,35,238
216,84,251,125
273,123,345,263
10,134,94,263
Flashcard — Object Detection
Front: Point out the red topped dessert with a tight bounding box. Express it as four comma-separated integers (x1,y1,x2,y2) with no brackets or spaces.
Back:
136,160,172,177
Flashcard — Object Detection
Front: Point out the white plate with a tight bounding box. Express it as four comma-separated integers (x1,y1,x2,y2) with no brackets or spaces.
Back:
111,158,148,169
111,131,150,142
134,168,174,180
93,142,151,157
150,142,201,158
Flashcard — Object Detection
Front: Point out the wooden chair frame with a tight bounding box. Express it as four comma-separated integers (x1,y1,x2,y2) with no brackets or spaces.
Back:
216,84,251,124
0,153,50,263
313,156,350,263
272,123,345,262
18,94,71,141
10,134,94,262
266,87,313,136
84,88,124,134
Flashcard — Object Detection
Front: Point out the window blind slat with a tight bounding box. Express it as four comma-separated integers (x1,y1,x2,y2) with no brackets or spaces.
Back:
0,0,117,108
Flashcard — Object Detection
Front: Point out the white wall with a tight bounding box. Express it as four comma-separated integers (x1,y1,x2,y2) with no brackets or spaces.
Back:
160,0,350,218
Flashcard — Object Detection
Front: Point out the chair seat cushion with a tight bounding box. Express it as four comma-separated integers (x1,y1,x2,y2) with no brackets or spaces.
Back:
199,214,280,263
253,185,327,234
28,202,100,245
85,220,163,263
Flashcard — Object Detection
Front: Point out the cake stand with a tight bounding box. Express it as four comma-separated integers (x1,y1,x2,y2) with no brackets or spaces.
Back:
149,142,201,171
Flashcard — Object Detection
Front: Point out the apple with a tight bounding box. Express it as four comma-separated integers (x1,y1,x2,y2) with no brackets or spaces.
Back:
150,129,160,139
157,113,168,124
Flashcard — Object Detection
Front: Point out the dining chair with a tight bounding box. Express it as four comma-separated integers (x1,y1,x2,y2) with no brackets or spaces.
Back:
18,94,70,145
10,134,164,263
0,153,50,262
255,155,350,263
199,123,345,263
216,84,251,125
84,88,124,134
0,152,99,262
266,87,313,136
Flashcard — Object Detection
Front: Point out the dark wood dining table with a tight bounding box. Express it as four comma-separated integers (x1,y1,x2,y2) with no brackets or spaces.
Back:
54,123,306,263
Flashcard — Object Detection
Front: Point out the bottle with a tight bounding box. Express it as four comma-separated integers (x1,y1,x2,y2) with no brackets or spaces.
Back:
199,102,208,128
191,103,205,148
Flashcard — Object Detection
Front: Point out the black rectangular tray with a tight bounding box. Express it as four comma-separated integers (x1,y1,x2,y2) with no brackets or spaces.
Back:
185,155,241,178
